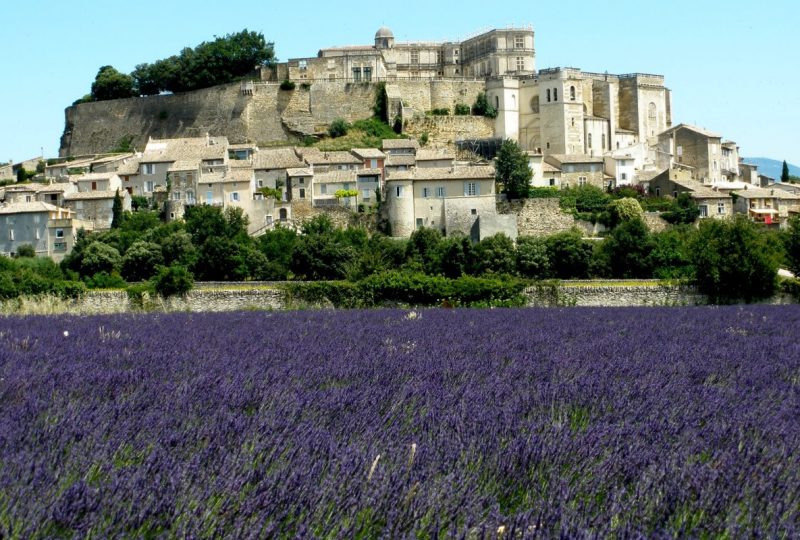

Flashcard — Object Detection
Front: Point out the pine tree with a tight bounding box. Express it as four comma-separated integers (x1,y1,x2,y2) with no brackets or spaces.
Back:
111,189,124,228
782,160,790,183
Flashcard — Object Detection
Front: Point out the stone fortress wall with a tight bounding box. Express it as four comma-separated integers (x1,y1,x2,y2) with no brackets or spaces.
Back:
60,79,494,157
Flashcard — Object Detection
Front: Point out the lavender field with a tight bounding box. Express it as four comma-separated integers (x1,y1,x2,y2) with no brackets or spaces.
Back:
0,307,798,538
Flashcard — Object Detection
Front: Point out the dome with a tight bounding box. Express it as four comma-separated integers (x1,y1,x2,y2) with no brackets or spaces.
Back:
375,27,394,39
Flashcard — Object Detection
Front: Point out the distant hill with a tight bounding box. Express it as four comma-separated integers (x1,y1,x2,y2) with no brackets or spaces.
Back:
742,157,800,180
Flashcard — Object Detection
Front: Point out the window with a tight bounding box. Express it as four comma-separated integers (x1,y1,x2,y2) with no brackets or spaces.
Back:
516,57,525,71
717,202,726,214
621,173,627,181
470,208,477,215
578,176,587,186
416,218,423,229
410,50,419,64
546,89,551,103
571,118,575,127
549,178,556,186
464,182,478,196
172,191,182,201
648,102,656,120
299,60,307,70
570,86,576,101
7,229,12,241
656,187,661,196
602,133,606,150
187,190,195,204
266,215,273,225
279,208,288,221
320,184,327,195
423,187,431,198
362,189,371,201
299,178,305,185
298,188,305,199
206,190,213,204
395,185,404,198
699,205,708,217
515,35,525,49
56,228,64,238
258,179,264,188
363,67,372,82
370,158,378,169
436,186,445,198
145,181,155,192
677,145,683,157
553,88,558,101
91,181,97,190
142,163,155,175
352,67,361,82
230,192,240,202
588,133,592,149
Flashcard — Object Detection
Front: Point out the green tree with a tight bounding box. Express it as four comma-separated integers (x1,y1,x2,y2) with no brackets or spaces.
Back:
471,92,497,118
690,216,780,302
160,230,198,268
436,235,472,278
257,226,298,280
545,230,593,279
121,241,164,282
662,193,701,225
785,215,800,276
495,139,533,200
516,236,550,279
111,189,124,229
405,227,443,275
79,241,122,277
607,197,644,228
90,65,136,101
470,233,516,275
599,219,654,278
782,160,790,183
328,119,350,138
151,265,194,298
649,226,695,279
16,244,36,258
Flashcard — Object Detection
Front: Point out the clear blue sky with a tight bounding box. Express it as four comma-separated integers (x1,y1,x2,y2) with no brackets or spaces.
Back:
1,0,798,165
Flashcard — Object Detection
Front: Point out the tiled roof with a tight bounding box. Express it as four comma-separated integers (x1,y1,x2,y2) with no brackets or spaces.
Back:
351,148,386,159
286,167,314,177
415,148,455,161
356,168,383,176
546,154,604,164
90,153,134,165
253,148,304,170
386,155,416,167
75,172,119,181
0,202,62,214
169,160,200,172
141,136,229,163
658,123,722,139
382,138,420,150
64,190,119,201
387,165,495,182
4,182,73,193
301,150,360,166
542,162,560,173
733,187,800,200
116,157,141,175
313,171,357,184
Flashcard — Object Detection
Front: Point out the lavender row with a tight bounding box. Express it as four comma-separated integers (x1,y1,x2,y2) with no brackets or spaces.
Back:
0,306,798,538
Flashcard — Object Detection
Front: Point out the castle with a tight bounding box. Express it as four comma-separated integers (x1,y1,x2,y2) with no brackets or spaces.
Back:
6,23,781,260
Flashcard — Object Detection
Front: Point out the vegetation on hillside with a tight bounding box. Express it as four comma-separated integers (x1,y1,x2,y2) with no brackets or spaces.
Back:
77,30,275,103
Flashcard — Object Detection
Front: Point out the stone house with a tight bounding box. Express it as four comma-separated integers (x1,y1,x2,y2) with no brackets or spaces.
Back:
297,149,361,173
544,154,605,188
415,148,455,168
656,124,726,184
0,202,92,260
385,165,495,237
253,148,304,192
311,170,358,208
89,153,136,174
74,172,122,193
731,186,800,228
64,190,131,230
382,139,419,156
286,167,313,205
351,148,386,175
45,157,95,180
647,169,732,219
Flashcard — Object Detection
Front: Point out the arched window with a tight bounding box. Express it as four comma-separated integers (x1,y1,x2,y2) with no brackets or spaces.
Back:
553,88,558,101
570,86,576,101
530,95,539,113
588,133,592,149
279,208,288,221
648,102,657,120
546,89,551,103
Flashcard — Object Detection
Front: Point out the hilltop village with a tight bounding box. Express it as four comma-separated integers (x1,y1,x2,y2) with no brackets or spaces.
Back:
1,26,796,261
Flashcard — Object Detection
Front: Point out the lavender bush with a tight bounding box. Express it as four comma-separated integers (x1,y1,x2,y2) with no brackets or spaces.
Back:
0,306,798,538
